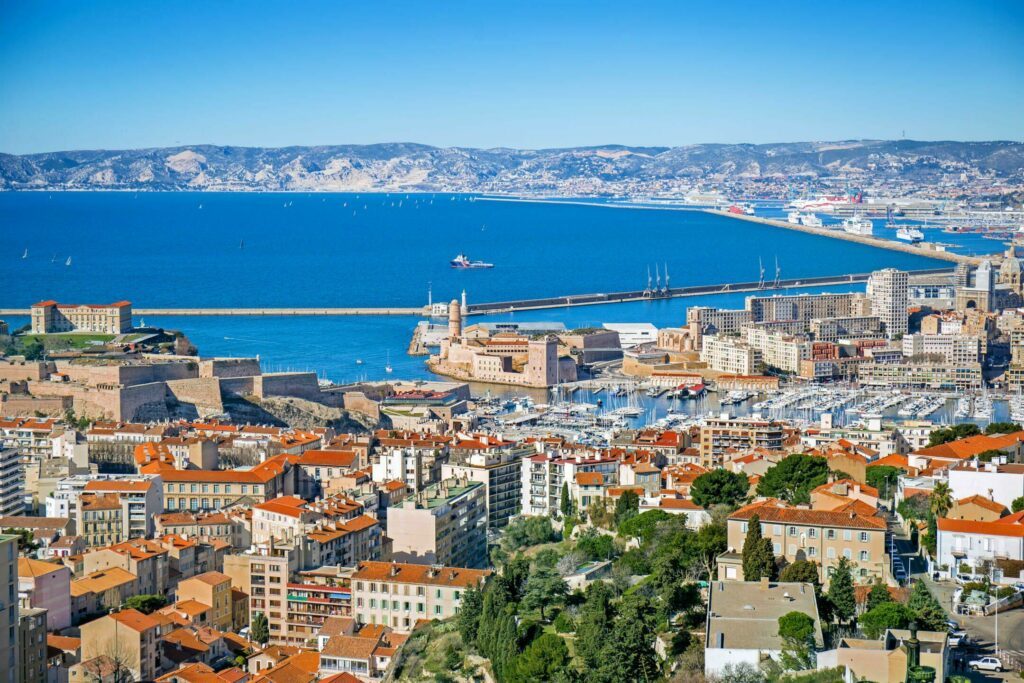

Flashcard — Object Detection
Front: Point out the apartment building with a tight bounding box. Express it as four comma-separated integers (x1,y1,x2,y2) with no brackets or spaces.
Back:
901,333,981,365
388,479,487,569
858,360,983,391
687,306,754,335
46,474,162,539
176,571,233,632
0,418,57,458
83,539,170,597
0,447,25,516
947,460,1024,510
351,561,490,631
935,514,1024,572
372,446,442,494
744,327,811,374
223,545,292,645
285,567,352,645
521,452,619,516
700,335,763,375
160,468,281,512
441,443,526,529
31,300,133,334
0,535,18,683
722,500,888,585
18,557,72,631
78,609,163,682
699,417,786,468
810,315,883,343
18,607,46,683
866,269,909,338
746,291,864,325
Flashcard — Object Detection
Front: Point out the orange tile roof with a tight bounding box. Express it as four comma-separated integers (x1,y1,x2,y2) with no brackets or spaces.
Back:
913,431,1024,460
955,495,1009,514
110,608,160,632
18,557,66,578
576,472,604,486
937,516,1024,537
83,479,155,493
730,499,887,530
47,634,81,652
295,450,358,468
352,561,490,588
71,567,137,597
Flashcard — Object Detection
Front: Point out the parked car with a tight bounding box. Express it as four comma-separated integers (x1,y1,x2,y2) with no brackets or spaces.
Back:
955,574,973,584
948,631,968,647
968,656,1003,672
946,619,960,632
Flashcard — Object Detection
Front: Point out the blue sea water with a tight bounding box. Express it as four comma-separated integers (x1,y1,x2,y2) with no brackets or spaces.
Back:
1,192,945,385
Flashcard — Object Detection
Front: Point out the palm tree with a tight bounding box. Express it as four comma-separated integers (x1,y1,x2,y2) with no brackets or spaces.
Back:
930,480,953,519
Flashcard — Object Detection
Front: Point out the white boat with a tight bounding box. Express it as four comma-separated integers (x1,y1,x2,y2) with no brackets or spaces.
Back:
65,257,72,266
786,211,802,225
841,215,874,236
896,227,924,243
384,352,393,374
22,249,28,259
799,213,823,228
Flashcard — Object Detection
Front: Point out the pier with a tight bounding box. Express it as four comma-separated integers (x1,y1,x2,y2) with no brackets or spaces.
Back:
0,268,954,319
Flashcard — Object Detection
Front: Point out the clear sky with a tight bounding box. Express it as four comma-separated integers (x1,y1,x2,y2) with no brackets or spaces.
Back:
1,0,1022,154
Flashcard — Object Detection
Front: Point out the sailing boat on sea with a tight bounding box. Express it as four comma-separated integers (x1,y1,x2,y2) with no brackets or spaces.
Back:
65,257,72,266
385,352,393,374
22,249,28,259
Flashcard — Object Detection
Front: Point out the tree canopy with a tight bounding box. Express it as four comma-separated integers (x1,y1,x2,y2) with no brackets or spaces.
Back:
927,423,980,447
756,454,830,504
984,421,1021,435
859,602,912,638
741,513,777,581
827,557,856,624
123,594,168,614
779,560,820,587
613,490,640,526
691,468,750,508
617,509,670,542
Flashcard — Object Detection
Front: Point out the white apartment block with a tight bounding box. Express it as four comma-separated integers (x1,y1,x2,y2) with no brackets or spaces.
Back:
700,335,763,375
521,452,619,517
867,268,909,338
948,461,1024,510
744,327,811,374
902,333,981,365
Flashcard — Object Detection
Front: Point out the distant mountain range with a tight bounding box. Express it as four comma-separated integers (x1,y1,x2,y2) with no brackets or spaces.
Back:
1,139,1022,192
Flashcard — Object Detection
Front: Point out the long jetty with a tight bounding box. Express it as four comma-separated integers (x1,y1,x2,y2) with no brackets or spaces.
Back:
0,268,954,318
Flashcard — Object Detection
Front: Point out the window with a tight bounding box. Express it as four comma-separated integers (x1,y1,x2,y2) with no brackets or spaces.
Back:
843,530,852,541
808,547,817,557
434,605,442,615
741,522,748,533
788,526,797,537
826,529,836,540
773,542,782,554
370,599,376,608
843,549,852,559
827,547,836,559
808,528,818,539
859,551,869,562
773,524,782,536
859,532,868,543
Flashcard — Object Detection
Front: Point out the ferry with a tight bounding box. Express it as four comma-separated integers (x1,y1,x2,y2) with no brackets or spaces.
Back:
727,203,755,215
450,253,494,269
786,211,802,225
896,227,924,243
799,213,823,228
787,192,863,213
841,215,873,236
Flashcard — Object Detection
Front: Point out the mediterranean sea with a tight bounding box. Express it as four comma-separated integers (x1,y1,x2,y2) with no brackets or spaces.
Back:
1,192,946,385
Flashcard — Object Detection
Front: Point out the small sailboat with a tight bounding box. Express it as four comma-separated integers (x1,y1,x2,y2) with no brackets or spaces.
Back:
51,254,56,263
355,359,364,365
198,203,203,209
385,352,393,374
239,239,245,249
65,257,72,266
22,249,28,259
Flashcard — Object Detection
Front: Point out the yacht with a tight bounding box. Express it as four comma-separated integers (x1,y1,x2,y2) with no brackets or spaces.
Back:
799,213,823,228
896,227,924,243
786,211,802,225
450,253,495,269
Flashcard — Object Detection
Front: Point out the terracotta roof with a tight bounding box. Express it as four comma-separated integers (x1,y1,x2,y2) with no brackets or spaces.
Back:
729,499,887,530
937,516,1024,537
955,495,1009,514
576,471,604,486
295,450,358,468
47,634,81,652
655,498,704,511
71,567,137,596
109,608,160,632
352,561,490,588
185,571,231,586
18,557,66,578
0,516,70,530
255,496,309,518
913,431,1024,460
250,650,320,683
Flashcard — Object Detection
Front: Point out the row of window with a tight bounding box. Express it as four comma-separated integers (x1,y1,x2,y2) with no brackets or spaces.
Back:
166,483,264,494
742,521,875,543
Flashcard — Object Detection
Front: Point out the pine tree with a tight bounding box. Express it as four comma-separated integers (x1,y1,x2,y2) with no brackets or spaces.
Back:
596,593,659,683
866,580,893,611
559,482,574,518
250,612,269,645
827,557,856,624
575,581,612,669
741,514,776,580
457,586,483,645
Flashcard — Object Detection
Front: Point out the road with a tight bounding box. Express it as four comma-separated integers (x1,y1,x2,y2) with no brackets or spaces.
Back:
892,519,1024,681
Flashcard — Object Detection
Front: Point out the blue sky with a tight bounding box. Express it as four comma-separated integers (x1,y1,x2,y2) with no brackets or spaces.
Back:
1,0,1022,153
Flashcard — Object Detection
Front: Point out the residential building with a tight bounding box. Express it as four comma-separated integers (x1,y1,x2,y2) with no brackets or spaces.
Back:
809,315,883,343
18,607,46,683
387,479,487,568
867,268,909,338
31,300,133,334
0,447,25,516
285,568,352,646
521,452,619,516
935,513,1024,573
441,441,526,528
721,500,889,585
319,622,408,680
901,333,981,364
82,538,169,597
704,579,823,678
744,327,811,374
700,335,763,375
0,534,18,683
857,360,983,391
69,567,139,624
819,628,949,683
78,609,164,682
948,460,1024,510
18,557,72,631
176,572,233,632
351,561,489,631
698,417,785,468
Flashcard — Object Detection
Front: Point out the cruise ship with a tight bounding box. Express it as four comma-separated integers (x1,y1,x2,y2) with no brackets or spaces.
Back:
841,215,873,236
896,227,924,243
788,192,863,213
786,211,802,224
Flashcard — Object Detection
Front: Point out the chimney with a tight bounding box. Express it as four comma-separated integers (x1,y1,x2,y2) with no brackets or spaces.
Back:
760,577,770,590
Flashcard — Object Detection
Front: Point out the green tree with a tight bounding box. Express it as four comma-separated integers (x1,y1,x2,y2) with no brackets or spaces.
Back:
574,581,612,669
20,339,45,361
741,513,776,581
514,633,569,681
456,585,483,644
1012,495,1024,513
596,593,659,683
858,602,912,638
576,528,616,560
690,468,750,508
778,611,816,671
3,528,39,553
866,580,893,611
250,612,269,645
779,559,820,587
756,454,830,504
617,509,670,542
502,516,557,551
906,580,946,632
613,490,639,526
865,465,902,497
930,480,953,519
693,521,728,580
827,557,856,624
123,594,168,614
927,423,980,447
984,421,1021,435
559,482,574,518
522,565,567,621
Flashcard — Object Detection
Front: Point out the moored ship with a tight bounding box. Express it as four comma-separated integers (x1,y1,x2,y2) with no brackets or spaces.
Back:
896,227,924,243
450,253,494,269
